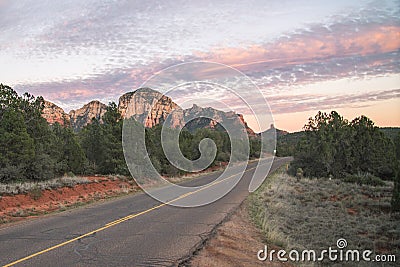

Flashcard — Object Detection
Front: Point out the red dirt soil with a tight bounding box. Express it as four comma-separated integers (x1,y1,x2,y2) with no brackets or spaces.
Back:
0,176,139,224
0,163,229,225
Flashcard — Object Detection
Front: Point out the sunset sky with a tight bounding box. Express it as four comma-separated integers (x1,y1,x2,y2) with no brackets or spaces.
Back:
0,0,399,132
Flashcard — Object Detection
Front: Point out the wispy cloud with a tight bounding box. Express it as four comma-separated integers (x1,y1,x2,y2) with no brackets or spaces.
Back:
2,0,399,129
268,89,400,114
17,17,399,112
194,22,400,75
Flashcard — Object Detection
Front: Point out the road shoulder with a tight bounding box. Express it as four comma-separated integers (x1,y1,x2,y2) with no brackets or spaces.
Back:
188,200,287,267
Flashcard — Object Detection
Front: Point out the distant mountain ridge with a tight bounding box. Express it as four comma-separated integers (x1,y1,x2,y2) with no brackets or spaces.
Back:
68,100,107,131
118,88,184,128
183,104,256,137
42,100,107,130
260,124,288,138
42,100,70,126
42,88,257,135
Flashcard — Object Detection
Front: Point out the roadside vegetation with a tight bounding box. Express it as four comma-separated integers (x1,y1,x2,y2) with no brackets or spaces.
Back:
0,84,260,186
289,111,396,180
0,83,260,224
0,175,139,224
249,166,399,266
0,84,87,182
0,176,90,195
249,110,400,265
282,111,400,211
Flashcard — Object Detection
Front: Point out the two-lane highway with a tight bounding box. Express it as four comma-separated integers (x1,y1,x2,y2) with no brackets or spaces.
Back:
0,157,291,266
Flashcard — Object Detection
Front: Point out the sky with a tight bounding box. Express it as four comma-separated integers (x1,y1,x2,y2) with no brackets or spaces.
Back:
0,0,399,132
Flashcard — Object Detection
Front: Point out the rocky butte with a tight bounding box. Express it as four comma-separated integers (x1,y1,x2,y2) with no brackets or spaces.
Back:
118,88,184,128
41,88,257,136
42,100,70,126
69,100,107,131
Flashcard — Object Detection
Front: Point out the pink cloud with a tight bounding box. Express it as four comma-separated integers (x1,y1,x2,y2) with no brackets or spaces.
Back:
194,24,400,72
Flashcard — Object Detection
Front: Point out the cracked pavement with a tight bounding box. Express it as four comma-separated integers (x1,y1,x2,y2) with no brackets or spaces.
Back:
0,158,290,266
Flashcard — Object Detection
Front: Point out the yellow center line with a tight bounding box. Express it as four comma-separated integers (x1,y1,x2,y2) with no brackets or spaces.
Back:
3,162,266,267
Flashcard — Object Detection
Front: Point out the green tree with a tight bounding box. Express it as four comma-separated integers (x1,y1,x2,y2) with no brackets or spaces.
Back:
0,84,55,181
350,116,395,179
79,102,128,175
0,109,35,182
394,132,400,161
0,84,22,111
392,133,400,212
79,118,106,173
291,111,395,180
101,102,128,175
292,111,350,177
21,93,59,180
52,123,86,174
1,84,88,181
249,138,261,159
392,166,400,212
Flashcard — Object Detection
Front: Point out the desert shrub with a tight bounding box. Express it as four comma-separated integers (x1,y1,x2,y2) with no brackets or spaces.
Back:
249,168,400,266
66,172,75,177
217,151,230,162
0,165,25,183
0,176,89,195
295,167,303,181
29,186,42,200
392,168,400,212
343,173,385,186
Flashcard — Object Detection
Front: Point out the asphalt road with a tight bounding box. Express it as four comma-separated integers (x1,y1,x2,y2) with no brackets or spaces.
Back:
0,157,291,267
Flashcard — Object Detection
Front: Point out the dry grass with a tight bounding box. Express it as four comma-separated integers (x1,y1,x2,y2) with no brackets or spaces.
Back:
249,166,400,266
190,203,289,267
0,176,90,195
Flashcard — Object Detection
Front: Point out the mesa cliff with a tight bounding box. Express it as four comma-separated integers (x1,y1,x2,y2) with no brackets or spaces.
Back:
42,88,256,136
42,100,70,126
118,88,184,128
69,100,107,131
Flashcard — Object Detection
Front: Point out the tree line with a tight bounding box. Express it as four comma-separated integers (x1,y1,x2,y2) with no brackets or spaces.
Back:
287,111,400,211
289,111,397,179
0,84,260,183
0,84,86,182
